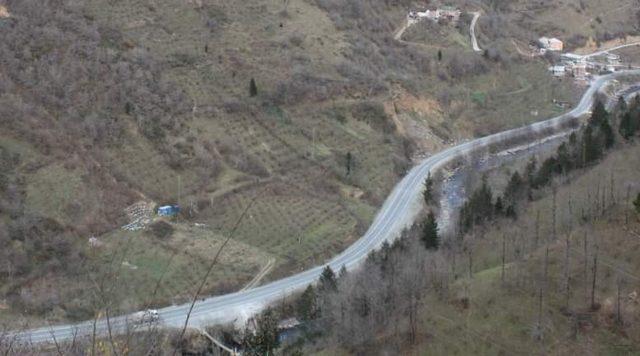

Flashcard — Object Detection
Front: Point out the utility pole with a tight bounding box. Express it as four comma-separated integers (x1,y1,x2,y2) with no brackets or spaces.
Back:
501,233,506,286
591,240,599,309
312,127,316,160
616,275,623,325
178,175,182,222
626,185,631,227
178,175,182,205
534,210,540,249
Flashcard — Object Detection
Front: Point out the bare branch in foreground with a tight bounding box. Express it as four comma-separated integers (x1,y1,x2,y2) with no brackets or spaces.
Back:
172,187,267,356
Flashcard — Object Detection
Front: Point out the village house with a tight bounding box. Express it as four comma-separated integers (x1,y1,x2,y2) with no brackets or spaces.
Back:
561,53,583,63
408,9,439,24
607,53,621,66
439,6,461,22
571,62,588,78
0,5,9,18
559,54,588,77
538,37,564,53
407,6,461,25
549,65,566,77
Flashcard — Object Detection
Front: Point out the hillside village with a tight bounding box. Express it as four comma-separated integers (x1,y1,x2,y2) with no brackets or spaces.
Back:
538,36,639,83
406,4,639,86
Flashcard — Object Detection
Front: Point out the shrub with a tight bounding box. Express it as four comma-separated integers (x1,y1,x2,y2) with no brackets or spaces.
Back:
447,54,488,80
351,101,395,133
150,220,174,239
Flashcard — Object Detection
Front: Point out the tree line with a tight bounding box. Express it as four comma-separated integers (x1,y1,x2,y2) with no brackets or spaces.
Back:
458,97,640,235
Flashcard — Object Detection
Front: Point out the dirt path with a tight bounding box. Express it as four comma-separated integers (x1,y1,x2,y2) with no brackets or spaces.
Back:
393,19,409,41
395,12,482,52
240,258,276,291
469,12,482,52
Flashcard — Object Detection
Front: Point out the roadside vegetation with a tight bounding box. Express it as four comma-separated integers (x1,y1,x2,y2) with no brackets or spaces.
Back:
236,96,640,355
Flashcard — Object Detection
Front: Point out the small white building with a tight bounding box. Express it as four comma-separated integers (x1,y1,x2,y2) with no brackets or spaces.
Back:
606,53,621,65
408,9,440,24
407,7,460,25
549,65,566,77
562,53,584,63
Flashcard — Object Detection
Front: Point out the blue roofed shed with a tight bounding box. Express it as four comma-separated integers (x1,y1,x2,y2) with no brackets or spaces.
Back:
158,205,180,216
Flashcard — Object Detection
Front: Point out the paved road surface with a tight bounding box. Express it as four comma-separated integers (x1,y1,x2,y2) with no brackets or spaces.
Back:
12,69,640,346
582,42,640,58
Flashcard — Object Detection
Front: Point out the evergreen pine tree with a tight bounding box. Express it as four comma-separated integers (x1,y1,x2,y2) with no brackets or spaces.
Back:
125,102,133,115
619,111,637,140
588,100,614,148
556,142,573,174
422,211,439,250
533,156,558,188
504,170,524,205
243,308,280,356
582,125,602,164
505,204,517,219
614,96,627,122
249,78,258,97
423,173,434,205
525,157,537,185
345,151,353,177
600,115,615,148
589,100,608,127
338,265,348,279
494,196,504,215
296,286,318,321
634,193,640,214
437,50,442,62
631,96,640,117
477,176,494,221
319,266,337,292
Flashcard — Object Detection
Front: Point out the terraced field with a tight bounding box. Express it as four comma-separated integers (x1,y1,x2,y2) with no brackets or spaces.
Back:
91,224,273,307
203,181,360,272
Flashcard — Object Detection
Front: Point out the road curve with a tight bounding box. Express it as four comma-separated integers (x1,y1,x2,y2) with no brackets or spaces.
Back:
469,12,482,52
12,69,640,346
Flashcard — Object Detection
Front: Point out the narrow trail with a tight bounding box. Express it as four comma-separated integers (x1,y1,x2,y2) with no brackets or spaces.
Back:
469,12,482,52
240,258,275,292
394,11,481,52
393,19,409,41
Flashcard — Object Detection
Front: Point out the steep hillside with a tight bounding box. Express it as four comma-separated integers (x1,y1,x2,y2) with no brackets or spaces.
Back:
0,0,637,324
299,102,640,355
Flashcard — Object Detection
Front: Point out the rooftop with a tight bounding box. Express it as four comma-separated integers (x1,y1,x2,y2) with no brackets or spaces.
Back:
0,5,9,18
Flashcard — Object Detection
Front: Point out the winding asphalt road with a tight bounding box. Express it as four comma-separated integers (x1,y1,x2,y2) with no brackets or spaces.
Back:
11,68,640,346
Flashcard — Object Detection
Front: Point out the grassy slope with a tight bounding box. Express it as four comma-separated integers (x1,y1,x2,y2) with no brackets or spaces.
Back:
416,144,640,355
518,0,637,38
